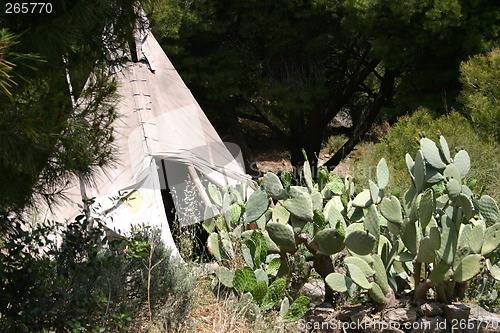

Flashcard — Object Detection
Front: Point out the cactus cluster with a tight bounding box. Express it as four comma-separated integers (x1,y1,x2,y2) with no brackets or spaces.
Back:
205,135,500,311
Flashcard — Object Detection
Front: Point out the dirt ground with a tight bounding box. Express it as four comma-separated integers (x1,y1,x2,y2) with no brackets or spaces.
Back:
240,118,352,177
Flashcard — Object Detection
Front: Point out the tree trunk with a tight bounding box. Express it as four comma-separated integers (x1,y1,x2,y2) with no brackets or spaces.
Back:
323,70,397,170
227,110,255,173
289,106,326,171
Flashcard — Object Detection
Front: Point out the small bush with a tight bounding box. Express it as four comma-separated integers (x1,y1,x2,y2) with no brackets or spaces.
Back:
350,108,500,201
459,47,500,142
325,134,348,155
0,215,196,332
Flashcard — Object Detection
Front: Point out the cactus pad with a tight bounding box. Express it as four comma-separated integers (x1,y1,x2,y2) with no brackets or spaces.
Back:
352,189,372,208
418,189,434,231
272,203,290,224
479,195,500,223
303,161,314,192
444,163,461,181
438,215,458,265
345,230,376,255
326,204,344,229
262,172,286,199
261,278,286,311
233,267,257,295
481,223,500,255
244,188,269,223
429,226,441,249
486,259,500,281
266,257,281,275
446,179,462,199
369,180,381,204
414,150,425,192
282,296,311,323
416,237,437,263
429,262,452,287
344,256,375,277
469,224,484,254
458,193,474,222
368,282,387,304
214,267,235,288
312,227,345,255
346,263,372,289
372,254,389,293
207,233,223,262
280,297,290,318
283,186,314,221
364,204,380,245
208,183,223,206
420,137,447,169
453,150,471,179
311,190,324,212
454,254,483,283
251,280,268,303
266,222,296,253
406,153,415,179
439,136,452,163
380,196,403,225
424,165,445,184
377,158,390,189
401,221,419,255
325,273,353,293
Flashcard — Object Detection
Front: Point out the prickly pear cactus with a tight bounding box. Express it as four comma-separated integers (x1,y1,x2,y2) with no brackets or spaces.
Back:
205,135,499,308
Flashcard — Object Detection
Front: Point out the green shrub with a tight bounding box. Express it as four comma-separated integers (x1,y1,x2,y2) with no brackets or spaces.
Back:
0,214,195,332
351,108,500,201
325,134,348,155
459,48,500,142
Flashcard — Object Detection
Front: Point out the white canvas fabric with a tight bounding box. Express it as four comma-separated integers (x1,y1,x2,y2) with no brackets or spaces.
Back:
45,30,253,257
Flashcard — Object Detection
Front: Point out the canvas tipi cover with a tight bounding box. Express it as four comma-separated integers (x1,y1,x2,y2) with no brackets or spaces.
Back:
49,27,252,256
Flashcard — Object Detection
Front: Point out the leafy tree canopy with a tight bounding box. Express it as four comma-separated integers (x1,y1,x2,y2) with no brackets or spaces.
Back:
150,0,498,168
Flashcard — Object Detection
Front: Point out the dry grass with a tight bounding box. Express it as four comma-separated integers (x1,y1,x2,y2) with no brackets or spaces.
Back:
189,276,305,333
191,279,265,333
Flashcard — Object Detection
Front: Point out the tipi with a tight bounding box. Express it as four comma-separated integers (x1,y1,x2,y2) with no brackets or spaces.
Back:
49,22,253,257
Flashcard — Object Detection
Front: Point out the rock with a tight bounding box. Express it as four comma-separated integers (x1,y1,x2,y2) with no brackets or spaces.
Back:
337,304,366,321
444,303,471,333
192,261,219,276
301,279,325,304
313,307,336,315
384,308,418,322
411,316,448,333
333,109,353,127
350,309,367,323
419,302,444,316
468,303,500,333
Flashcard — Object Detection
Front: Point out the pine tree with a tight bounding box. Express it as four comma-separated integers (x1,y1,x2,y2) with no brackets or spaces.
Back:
0,1,145,217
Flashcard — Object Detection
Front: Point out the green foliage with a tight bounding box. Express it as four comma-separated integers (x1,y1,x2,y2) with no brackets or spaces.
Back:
233,267,258,295
153,0,494,166
260,279,287,311
326,135,348,155
0,214,195,332
208,133,499,307
351,108,499,201
459,48,500,141
266,222,297,254
0,1,149,217
282,296,310,323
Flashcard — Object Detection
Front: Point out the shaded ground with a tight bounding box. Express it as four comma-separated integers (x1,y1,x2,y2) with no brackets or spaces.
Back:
238,118,352,177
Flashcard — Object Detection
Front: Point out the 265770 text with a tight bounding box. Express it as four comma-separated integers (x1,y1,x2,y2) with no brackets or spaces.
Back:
5,2,53,14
